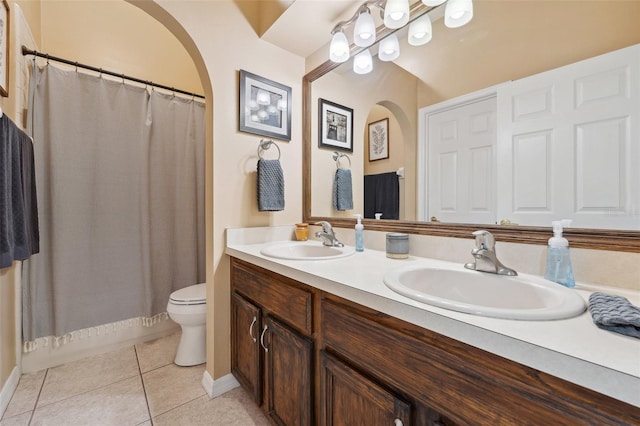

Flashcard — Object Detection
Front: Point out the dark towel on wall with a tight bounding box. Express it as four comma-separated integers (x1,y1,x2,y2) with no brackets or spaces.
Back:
364,172,399,220
588,292,640,339
0,114,39,268
257,158,285,211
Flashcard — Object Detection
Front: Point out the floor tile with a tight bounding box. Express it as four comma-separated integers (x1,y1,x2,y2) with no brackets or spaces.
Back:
134,333,180,373
37,346,140,408
153,393,258,426
2,369,45,418
0,411,31,426
30,376,149,426
142,363,206,417
217,387,270,425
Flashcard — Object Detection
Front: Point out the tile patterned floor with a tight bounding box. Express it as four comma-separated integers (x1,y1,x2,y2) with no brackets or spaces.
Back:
0,333,269,426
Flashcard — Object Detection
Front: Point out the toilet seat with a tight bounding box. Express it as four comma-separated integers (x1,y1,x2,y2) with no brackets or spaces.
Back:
169,283,206,306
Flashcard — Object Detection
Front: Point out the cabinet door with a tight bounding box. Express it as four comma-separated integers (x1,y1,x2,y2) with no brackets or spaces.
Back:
320,351,412,426
231,292,262,404
264,316,313,426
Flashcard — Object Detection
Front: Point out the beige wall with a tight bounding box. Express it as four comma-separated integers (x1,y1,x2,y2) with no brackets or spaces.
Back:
135,0,305,380
0,266,17,391
40,0,202,95
311,60,417,219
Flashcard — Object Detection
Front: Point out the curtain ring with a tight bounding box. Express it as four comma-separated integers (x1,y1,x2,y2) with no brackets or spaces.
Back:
121,73,125,84
75,61,78,72
99,68,103,78
45,54,50,65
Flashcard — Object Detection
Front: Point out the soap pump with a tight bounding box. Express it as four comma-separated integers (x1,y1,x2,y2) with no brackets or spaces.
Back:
354,214,364,252
544,219,575,288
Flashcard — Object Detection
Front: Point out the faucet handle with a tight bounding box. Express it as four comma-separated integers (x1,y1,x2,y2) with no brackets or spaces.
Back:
314,221,333,234
472,230,495,250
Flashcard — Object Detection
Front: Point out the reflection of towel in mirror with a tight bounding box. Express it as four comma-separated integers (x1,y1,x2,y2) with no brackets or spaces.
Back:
257,159,284,211
333,169,353,211
588,292,640,339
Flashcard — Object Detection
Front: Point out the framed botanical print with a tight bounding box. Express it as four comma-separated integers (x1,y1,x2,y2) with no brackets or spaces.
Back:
368,118,389,161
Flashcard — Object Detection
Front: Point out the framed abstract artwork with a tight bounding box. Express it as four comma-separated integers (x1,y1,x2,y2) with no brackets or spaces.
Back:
239,69,292,140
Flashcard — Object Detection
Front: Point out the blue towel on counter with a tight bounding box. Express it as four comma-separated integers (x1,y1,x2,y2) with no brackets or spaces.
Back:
333,169,353,211
588,292,640,339
257,158,284,211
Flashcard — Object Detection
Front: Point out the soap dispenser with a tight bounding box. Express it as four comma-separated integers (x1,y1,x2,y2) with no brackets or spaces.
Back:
354,214,364,252
544,219,575,288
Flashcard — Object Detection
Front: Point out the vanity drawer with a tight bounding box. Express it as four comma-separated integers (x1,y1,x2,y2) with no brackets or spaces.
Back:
231,258,313,336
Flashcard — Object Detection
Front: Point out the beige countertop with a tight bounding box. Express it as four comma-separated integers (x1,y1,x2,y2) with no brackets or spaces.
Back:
225,226,640,407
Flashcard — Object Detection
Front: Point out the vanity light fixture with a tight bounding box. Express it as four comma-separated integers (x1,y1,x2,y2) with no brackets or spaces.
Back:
328,0,473,72
384,0,410,29
329,30,350,63
353,49,373,74
408,13,432,46
354,9,377,47
378,34,400,61
444,0,473,28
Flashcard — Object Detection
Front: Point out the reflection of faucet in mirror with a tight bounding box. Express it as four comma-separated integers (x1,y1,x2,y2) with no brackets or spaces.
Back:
314,221,344,247
464,230,517,276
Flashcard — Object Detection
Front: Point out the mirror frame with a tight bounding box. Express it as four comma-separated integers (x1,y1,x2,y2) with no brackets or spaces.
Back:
302,3,639,253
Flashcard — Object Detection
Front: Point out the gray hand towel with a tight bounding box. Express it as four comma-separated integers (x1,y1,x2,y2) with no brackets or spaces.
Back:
588,292,640,339
257,158,284,212
333,169,353,211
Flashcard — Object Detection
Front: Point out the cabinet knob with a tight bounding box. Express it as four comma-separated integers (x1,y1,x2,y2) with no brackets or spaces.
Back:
249,316,257,342
260,324,269,352
394,419,403,426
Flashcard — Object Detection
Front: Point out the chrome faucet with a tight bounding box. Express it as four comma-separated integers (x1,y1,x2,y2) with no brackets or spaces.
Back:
314,221,344,247
464,230,517,276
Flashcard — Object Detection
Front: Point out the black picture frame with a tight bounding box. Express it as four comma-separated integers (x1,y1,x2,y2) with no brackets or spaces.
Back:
368,118,389,161
318,98,353,153
239,69,292,141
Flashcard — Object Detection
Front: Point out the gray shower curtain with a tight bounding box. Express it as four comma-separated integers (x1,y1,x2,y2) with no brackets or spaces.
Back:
23,65,206,342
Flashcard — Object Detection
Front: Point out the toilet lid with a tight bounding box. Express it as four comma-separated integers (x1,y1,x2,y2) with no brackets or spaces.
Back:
170,283,206,305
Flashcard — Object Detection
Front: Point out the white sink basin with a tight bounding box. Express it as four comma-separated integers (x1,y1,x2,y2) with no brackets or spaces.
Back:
260,241,355,261
383,265,586,320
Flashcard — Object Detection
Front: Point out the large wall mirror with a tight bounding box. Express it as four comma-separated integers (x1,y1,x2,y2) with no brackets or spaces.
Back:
303,0,640,252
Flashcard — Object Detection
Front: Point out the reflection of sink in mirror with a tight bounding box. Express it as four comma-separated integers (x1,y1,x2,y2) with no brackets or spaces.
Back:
383,265,586,320
260,241,355,261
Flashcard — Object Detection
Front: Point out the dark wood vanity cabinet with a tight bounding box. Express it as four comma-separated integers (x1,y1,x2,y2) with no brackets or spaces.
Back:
231,259,313,425
230,258,640,426
319,351,412,426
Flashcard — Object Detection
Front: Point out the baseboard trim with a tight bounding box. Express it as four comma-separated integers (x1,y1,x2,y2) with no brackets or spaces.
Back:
22,320,179,373
202,370,240,399
0,367,20,419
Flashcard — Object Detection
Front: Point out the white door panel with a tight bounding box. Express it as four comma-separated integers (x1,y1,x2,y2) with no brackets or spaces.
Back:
428,97,496,224
498,44,639,229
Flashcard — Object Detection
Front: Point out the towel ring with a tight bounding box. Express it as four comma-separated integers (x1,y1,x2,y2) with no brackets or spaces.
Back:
258,139,281,161
332,151,351,170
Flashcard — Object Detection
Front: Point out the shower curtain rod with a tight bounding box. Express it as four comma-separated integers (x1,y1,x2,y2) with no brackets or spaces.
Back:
22,46,205,100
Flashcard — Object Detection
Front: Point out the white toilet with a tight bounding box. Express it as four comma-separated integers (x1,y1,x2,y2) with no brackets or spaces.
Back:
167,283,206,366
